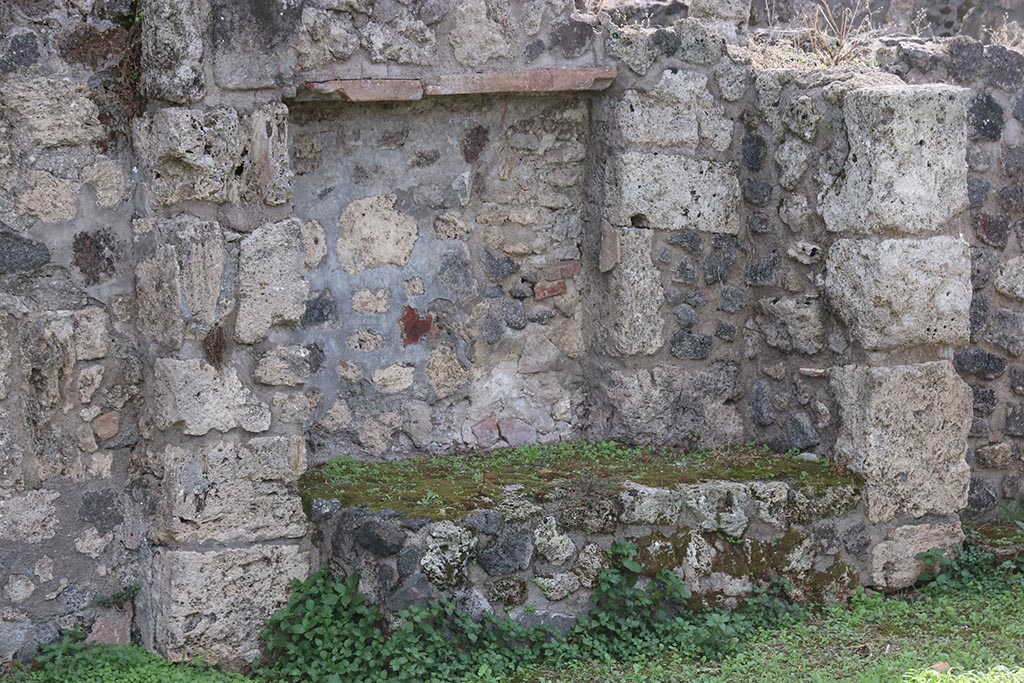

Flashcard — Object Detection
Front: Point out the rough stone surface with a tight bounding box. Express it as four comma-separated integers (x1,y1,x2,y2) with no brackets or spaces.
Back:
825,237,971,350
420,522,476,589
820,85,968,234
153,358,271,436
142,0,205,103
337,194,419,274
155,436,307,543
870,522,965,590
236,219,309,344
151,545,309,666
609,153,741,234
3,77,102,146
606,228,664,356
832,361,972,523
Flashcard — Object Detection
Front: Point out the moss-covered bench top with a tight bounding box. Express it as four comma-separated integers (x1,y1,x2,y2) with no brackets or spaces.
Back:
301,441,863,521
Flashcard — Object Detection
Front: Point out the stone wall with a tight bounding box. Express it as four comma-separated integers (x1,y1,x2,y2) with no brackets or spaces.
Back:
0,0,1013,669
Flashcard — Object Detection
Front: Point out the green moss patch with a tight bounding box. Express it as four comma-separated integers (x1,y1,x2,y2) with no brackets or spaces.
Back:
300,441,863,521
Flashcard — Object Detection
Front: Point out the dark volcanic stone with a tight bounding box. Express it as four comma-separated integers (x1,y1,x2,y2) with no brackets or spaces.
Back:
0,32,39,73
967,477,998,514
73,229,119,285
715,321,736,341
524,38,545,62
748,212,772,234
972,385,997,416
746,252,778,286
79,489,123,532
672,255,698,283
742,179,772,207
971,247,998,289
502,301,526,330
670,331,712,360
667,229,702,252
508,282,532,299
971,416,990,439
1003,145,1024,174
651,27,681,55
955,347,1008,379
786,412,819,450
551,18,594,58
397,544,423,577
970,294,989,342
1006,404,1024,436
749,380,776,427
354,518,408,556
948,36,985,83
967,177,990,209
987,308,1024,357
1011,365,1024,395
968,93,1004,141
477,531,533,576
482,248,519,281
997,185,1024,213
672,303,699,331
974,213,1010,249
461,509,500,535
387,573,439,613
987,45,1024,89
718,285,747,312
1015,94,1024,124
301,290,337,327
482,313,503,345
741,133,767,171
0,232,49,273
703,245,739,284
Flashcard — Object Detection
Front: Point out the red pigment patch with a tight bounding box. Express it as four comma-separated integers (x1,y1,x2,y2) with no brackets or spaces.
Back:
400,305,433,346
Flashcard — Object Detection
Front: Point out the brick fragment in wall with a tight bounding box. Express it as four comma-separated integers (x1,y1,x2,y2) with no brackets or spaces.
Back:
820,85,968,234
824,237,970,351
607,153,741,235
831,361,971,524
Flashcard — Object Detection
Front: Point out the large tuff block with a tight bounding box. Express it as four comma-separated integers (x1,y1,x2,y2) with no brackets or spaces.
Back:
155,436,308,544
611,71,732,150
831,361,971,523
824,237,971,351
133,108,245,205
605,228,664,356
607,153,741,234
142,0,205,103
870,521,964,590
2,78,103,147
599,361,742,445
235,219,309,344
820,84,968,234
135,216,226,349
153,358,271,436
150,545,309,666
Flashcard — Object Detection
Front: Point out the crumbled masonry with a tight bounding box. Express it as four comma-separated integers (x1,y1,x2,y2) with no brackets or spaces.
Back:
0,0,1018,670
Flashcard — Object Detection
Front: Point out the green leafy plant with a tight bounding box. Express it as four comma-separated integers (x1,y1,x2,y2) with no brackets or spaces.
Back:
8,632,245,683
94,582,140,609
